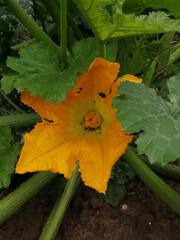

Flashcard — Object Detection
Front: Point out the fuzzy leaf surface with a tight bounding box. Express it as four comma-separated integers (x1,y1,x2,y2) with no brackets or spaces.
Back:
113,73,180,165
1,38,100,103
73,0,180,41
0,126,21,188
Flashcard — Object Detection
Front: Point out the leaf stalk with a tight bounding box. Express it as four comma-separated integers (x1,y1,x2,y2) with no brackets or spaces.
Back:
124,146,180,216
0,89,25,114
5,0,59,52
60,0,67,65
0,114,41,127
98,41,106,59
39,162,80,240
0,172,57,224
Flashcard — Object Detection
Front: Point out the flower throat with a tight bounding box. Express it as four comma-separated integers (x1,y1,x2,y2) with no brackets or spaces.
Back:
83,111,102,130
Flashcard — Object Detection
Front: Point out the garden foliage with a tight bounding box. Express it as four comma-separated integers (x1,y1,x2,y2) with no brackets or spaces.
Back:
0,0,180,218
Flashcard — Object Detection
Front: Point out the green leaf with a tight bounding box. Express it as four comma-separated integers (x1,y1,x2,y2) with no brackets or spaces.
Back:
155,32,174,73
98,159,135,206
167,62,180,75
117,33,173,78
73,0,180,41
2,38,94,103
167,73,180,110
110,159,135,184
0,74,17,93
142,32,174,85
0,126,21,189
123,0,180,18
113,72,180,165
1,38,115,103
117,35,160,75
1,39,91,103
98,182,126,207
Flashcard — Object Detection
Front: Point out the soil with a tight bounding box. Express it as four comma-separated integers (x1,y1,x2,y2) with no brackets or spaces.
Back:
0,177,179,240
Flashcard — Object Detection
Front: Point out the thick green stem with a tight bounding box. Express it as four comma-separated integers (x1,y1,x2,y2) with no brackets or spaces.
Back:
5,0,59,52
11,24,57,51
0,172,57,224
0,113,41,127
98,41,106,59
47,0,82,41
39,162,80,240
124,147,180,216
168,42,180,65
60,0,67,64
142,157,180,181
0,89,25,114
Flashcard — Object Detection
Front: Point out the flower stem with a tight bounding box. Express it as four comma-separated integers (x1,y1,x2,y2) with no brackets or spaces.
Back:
98,41,106,59
0,172,57,224
0,89,25,114
39,162,80,240
0,113,41,127
124,146,180,216
5,0,59,52
60,0,67,65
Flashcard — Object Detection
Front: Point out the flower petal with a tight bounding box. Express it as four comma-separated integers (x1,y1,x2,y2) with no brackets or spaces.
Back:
79,120,133,193
16,121,81,178
74,58,120,98
120,74,142,83
63,58,120,110
21,90,71,123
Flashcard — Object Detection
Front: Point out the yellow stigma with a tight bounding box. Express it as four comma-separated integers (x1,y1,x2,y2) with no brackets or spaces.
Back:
83,111,102,130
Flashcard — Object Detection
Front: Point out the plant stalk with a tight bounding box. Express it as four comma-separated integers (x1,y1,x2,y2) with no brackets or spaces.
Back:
124,146,180,216
39,162,80,240
0,113,41,127
5,0,59,52
0,89,25,114
142,157,180,181
168,42,180,65
0,172,57,224
11,24,57,51
60,0,67,64
44,0,60,25
67,11,83,40
98,41,106,59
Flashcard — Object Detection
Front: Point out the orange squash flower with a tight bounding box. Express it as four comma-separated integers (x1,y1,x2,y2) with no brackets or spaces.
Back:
16,58,142,193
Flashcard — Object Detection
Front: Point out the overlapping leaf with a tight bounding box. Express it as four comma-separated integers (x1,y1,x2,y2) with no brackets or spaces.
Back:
0,126,21,188
113,72,180,165
117,35,160,75
123,0,180,18
73,0,180,41
1,38,100,103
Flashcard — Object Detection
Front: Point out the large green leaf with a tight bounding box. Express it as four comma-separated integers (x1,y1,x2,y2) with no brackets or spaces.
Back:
73,0,180,41
1,38,116,103
113,72,180,165
123,0,180,18
0,126,21,189
1,38,100,103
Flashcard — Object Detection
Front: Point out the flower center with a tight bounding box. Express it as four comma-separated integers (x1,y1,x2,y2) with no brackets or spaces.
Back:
83,111,102,130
